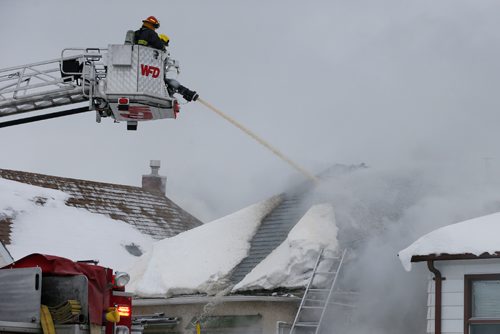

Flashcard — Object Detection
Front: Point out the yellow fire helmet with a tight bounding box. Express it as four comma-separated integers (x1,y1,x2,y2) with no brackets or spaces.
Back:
159,34,170,45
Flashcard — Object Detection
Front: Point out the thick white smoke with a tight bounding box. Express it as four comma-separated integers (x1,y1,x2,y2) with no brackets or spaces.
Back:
309,161,500,334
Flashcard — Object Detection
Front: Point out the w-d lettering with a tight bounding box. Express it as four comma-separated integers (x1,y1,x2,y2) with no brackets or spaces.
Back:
140,64,160,78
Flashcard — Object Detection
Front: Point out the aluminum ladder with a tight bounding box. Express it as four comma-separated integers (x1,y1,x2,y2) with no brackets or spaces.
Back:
289,248,347,334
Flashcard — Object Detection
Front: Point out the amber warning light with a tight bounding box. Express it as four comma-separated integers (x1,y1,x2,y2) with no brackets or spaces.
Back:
117,305,131,317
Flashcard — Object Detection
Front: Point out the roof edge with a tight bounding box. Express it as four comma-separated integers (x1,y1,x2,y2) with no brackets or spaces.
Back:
132,295,300,306
411,252,500,263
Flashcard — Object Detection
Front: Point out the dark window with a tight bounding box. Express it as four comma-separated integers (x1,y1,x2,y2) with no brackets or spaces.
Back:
465,274,500,334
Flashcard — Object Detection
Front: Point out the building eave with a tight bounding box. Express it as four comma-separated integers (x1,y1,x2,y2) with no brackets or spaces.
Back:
411,252,500,263
133,295,301,306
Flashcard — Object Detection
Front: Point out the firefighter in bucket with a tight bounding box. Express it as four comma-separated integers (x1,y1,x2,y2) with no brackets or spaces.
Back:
133,16,199,103
134,16,166,51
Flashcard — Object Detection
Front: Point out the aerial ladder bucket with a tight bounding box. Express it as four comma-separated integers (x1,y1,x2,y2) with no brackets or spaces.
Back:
0,33,193,130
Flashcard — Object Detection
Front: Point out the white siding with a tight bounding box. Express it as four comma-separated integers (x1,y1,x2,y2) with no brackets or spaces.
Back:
425,259,500,334
427,306,463,320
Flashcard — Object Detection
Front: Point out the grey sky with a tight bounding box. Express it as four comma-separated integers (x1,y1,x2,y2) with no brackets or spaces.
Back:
1,1,500,221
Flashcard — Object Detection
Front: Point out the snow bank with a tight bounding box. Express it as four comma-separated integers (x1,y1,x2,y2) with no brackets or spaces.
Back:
1,178,154,271
399,212,500,271
233,203,338,291
127,196,282,297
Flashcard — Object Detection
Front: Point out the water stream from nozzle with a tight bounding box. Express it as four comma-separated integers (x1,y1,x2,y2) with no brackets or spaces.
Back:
197,97,319,184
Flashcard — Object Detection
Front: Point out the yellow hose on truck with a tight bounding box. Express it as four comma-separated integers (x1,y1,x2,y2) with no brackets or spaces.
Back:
40,305,56,334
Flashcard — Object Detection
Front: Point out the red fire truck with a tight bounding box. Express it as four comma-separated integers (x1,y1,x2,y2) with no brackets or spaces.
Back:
0,253,133,334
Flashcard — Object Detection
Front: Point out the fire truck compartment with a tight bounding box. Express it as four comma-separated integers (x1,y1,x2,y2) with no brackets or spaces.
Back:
0,267,91,334
0,267,42,324
42,275,89,323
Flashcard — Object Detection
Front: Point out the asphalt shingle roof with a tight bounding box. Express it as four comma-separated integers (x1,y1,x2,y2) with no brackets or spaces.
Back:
229,164,368,286
0,168,202,245
230,182,315,284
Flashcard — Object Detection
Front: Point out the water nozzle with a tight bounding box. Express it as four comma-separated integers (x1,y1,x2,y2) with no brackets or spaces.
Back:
182,89,199,102
165,79,198,102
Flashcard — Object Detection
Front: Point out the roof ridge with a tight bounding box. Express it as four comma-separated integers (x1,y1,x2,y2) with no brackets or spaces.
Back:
0,168,147,193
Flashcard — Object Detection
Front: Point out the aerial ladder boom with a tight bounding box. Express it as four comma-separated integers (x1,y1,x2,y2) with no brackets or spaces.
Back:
0,34,318,182
0,32,197,130
0,53,95,123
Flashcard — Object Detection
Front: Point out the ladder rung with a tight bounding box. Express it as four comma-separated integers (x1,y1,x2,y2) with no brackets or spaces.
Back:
308,288,330,292
304,299,326,303
304,297,327,301
314,271,336,275
304,300,356,308
294,322,319,327
302,306,324,309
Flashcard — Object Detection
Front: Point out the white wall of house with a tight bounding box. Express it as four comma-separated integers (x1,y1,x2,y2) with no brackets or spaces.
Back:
134,296,300,334
425,259,500,334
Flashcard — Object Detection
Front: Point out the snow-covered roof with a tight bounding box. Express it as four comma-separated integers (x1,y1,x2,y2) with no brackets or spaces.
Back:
0,178,155,271
0,168,201,243
233,204,338,291
228,164,365,286
399,212,500,271
127,196,282,297
128,198,339,297
228,188,314,284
